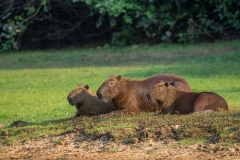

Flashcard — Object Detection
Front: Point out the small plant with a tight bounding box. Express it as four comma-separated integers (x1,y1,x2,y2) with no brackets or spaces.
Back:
81,144,89,150
53,139,62,145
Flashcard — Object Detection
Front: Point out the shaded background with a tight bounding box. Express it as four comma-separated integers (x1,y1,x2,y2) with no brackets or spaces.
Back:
1,0,240,52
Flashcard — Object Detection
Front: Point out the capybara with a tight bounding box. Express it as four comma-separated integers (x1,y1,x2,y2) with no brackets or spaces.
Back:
96,74,191,114
67,84,116,116
147,82,229,114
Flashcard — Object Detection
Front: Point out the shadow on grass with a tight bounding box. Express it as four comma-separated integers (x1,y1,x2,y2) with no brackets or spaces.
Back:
0,42,239,73
9,117,73,128
10,115,98,128
122,53,240,78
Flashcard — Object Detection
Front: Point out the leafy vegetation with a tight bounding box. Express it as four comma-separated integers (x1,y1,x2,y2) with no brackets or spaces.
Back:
1,0,240,51
0,40,240,147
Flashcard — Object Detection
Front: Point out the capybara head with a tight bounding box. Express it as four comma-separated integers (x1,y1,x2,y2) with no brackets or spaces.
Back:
67,84,93,105
148,82,170,106
97,75,122,103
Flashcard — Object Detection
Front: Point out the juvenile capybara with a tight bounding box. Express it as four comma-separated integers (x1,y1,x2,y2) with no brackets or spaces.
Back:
67,84,116,116
96,74,191,114
147,82,229,114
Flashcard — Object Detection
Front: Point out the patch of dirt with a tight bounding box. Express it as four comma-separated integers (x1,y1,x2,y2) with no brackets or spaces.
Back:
1,130,240,160
10,120,28,127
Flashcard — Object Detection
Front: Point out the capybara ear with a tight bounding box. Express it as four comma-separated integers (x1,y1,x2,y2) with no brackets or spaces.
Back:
84,84,89,90
164,82,169,87
116,75,122,80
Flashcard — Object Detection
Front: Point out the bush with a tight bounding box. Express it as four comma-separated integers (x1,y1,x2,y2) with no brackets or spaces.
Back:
0,0,240,52
89,0,240,45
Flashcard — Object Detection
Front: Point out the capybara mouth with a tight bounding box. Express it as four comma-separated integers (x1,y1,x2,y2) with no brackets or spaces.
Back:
98,98,107,103
67,97,77,106
156,100,163,107
67,97,72,104
97,94,108,103
146,94,151,101
68,100,75,106
97,93,102,100
97,96,103,102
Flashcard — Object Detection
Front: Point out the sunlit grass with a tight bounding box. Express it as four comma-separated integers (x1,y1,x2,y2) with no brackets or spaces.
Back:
0,40,240,146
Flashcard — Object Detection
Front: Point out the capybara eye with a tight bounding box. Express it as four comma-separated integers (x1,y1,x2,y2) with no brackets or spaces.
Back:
110,82,114,85
158,88,161,91
78,90,82,93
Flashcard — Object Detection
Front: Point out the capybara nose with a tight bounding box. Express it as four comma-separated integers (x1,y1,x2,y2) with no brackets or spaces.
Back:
147,94,151,101
97,93,102,99
67,96,72,102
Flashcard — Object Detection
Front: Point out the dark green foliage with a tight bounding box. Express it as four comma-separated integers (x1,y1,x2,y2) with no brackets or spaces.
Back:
1,0,240,51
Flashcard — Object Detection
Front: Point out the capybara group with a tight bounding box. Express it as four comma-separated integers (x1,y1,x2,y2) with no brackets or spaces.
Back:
67,84,116,116
96,74,191,114
147,82,229,114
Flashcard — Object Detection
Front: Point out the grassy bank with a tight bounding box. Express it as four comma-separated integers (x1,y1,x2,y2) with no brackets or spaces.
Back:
0,40,240,146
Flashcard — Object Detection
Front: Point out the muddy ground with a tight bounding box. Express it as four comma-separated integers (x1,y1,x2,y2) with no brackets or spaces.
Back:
1,129,240,160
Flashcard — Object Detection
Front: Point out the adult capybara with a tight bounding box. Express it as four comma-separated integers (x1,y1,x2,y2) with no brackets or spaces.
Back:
67,84,116,116
96,74,191,114
147,82,229,114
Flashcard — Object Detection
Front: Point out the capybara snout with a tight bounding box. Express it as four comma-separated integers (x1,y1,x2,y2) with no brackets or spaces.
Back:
146,93,151,101
67,93,74,105
96,91,108,103
96,93,102,100
67,96,73,104
67,96,75,106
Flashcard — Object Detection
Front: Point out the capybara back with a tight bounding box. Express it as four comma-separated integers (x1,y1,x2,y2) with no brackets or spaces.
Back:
96,74,192,114
148,82,228,114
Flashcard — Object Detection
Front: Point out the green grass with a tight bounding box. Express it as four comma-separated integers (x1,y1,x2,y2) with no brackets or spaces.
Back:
0,40,240,146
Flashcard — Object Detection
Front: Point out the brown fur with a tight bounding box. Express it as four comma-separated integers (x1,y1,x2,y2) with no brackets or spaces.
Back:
148,82,229,114
67,84,116,116
96,74,191,113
